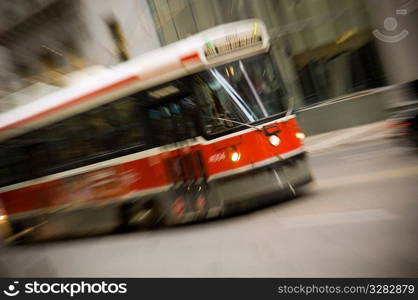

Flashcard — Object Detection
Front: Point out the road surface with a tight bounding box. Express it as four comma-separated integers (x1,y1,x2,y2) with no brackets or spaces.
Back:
1,137,417,277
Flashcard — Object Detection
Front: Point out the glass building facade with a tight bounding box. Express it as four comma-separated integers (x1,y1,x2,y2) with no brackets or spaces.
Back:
148,0,386,109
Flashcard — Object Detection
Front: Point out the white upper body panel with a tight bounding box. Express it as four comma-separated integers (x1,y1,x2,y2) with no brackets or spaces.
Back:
0,19,269,142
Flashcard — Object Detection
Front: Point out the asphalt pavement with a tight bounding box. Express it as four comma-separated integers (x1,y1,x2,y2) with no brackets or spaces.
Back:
0,135,417,277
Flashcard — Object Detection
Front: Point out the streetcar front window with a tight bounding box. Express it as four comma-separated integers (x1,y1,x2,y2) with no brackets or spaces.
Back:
191,54,287,134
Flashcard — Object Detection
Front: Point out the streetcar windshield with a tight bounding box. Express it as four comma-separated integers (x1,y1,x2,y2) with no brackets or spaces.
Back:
191,54,287,134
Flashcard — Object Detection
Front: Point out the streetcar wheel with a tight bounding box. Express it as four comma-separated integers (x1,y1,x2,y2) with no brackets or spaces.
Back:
153,192,187,226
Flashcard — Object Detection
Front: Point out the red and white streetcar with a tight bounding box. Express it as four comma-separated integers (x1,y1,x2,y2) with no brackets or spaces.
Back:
0,19,312,238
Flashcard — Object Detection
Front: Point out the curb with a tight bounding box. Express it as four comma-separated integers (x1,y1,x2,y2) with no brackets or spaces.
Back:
304,121,388,153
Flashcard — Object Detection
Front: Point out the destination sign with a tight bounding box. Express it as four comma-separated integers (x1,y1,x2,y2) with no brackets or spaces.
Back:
203,30,263,59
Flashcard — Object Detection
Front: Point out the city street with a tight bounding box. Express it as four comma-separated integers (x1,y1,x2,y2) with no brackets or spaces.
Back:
1,136,417,277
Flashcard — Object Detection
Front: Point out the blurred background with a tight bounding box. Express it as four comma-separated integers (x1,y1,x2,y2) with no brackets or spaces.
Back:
0,0,417,277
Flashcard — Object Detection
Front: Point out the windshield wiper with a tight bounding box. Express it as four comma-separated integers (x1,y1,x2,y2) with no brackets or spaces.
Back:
285,96,295,118
238,60,269,118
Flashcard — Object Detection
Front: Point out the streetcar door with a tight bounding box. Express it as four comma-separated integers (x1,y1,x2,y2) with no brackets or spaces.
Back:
145,96,208,222
145,96,206,184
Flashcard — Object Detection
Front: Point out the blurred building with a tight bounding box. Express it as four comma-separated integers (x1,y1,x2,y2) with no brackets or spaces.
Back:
367,0,417,85
81,0,160,66
0,0,415,134
148,0,386,109
0,0,159,111
0,1,85,91
366,0,418,108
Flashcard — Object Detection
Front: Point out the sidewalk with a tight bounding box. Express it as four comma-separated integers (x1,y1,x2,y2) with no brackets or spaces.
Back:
303,121,388,153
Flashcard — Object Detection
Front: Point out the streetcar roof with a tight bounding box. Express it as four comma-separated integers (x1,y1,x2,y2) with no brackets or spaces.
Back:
0,19,269,142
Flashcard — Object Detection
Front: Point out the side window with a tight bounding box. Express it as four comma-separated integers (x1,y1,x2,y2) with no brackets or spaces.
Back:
46,117,90,167
22,117,91,174
105,97,145,149
147,105,176,146
146,98,198,146
31,96,145,174
0,143,29,186
0,95,146,185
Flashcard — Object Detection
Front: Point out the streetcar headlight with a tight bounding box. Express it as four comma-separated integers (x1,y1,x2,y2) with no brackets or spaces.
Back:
230,151,241,162
296,132,305,140
269,135,280,147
